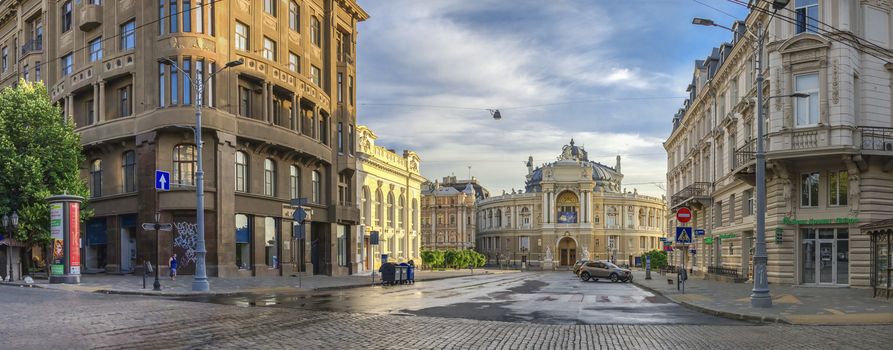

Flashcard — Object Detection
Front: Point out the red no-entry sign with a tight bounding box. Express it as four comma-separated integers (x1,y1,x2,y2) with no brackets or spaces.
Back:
676,207,692,223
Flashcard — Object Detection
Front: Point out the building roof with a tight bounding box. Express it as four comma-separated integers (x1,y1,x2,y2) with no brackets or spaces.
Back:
525,140,623,193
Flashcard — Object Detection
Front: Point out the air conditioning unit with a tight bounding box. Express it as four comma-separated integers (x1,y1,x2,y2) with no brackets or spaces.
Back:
884,141,893,151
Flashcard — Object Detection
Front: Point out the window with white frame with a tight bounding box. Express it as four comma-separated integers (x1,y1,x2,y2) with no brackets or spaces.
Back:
235,22,249,51
795,73,819,126
795,0,818,34
829,170,848,206
263,37,276,61
801,172,819,207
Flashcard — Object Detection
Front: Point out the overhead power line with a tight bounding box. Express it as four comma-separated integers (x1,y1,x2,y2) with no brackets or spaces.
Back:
360,96,686,112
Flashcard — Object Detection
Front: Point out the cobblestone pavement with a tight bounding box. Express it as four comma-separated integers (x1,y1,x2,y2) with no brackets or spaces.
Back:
3,273,892,349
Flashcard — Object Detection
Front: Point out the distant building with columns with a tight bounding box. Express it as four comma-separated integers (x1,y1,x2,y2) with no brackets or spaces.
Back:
475,140,668,267
421,176,489,250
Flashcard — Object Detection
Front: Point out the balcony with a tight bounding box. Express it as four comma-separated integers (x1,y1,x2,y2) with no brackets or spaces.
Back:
337,153,356,173
860,126,893,154
79,4,102,31
670,182,712,210
769,125,856,157
332,201,360,224
20,39,42,56
732,138,757,185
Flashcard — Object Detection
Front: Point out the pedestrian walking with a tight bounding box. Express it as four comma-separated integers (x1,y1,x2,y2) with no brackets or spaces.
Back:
169,254,178,280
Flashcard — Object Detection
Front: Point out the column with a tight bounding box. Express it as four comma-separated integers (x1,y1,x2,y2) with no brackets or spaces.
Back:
542,192,548,224
292,94,299,131
98,81,106,122
262,82,270,122
130,73,136,117
65,95,73,121
92,84,99,124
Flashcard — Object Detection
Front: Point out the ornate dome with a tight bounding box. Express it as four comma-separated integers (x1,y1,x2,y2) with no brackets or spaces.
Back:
524,140,623,193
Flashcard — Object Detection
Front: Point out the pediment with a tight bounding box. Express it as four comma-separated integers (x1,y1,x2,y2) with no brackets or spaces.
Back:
778,33,831,55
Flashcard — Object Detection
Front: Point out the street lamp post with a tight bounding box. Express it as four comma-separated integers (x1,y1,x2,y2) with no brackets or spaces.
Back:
2,211,19,281
692,0,790,308
158,57,243,292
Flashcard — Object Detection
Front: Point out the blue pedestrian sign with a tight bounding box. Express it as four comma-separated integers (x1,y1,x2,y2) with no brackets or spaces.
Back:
676,227,693,244
695,229,705,236
155,170,171,191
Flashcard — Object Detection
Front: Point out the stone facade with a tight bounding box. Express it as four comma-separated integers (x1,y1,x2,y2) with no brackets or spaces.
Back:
420,176,488,251
665,0,893,287
0,0,368,277
355,125,424,272
476,141,667,267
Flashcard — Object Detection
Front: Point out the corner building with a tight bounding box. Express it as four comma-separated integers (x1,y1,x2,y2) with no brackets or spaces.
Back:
476,141,667,267
0,0,368,277
355,125,425,273
665,0,893,287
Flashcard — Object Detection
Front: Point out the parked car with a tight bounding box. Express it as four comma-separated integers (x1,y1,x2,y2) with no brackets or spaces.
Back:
578,260,632,283
572,259,589,276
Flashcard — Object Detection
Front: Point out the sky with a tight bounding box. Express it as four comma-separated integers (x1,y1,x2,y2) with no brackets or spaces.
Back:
354,0,750,197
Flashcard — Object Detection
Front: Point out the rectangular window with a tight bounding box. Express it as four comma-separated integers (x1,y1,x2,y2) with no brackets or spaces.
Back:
1,47,7,72
289,1,299,31
239,86,250,117
349,76,354,105
159,0,165,35
235,22,249,51
170,0,179,33
273,98,282,126
310,16,321,46
207,62,216,107
265,217,278,267
263,37,276,61
89,37,102,62
337,122,344,153
23,64,29,81
159,63,166,107
801,172,819,207
119,85,132,117
795,73,819,126
86,100,95,125
183,58,192,105
319,114,327,145
183,0,192,32
520,236,530,250
123,152,136,193
714,201,722,227
170,61,178,105
337,225,348,266
348,124,354,155
743,189,754,216
795,0,819,34
289,52,299,72
35,61,40,81
264,0,276,16
121,20,136,50
290,166,300,199
311,65,321,86
235,214,250,269
829,170,848,206
729,194,736,223
62,1,72,33
61,53,73,77
337,73,343,103
312,171,321,204
196,0,203,34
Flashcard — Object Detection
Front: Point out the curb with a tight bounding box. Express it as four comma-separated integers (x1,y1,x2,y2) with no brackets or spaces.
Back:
632,278,790,325
6,270,510,298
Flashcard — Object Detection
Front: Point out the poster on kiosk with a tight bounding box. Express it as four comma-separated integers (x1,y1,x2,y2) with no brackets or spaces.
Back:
47,195,83,284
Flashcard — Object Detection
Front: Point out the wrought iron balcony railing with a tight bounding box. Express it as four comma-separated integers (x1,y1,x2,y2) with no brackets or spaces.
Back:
861,126,893,151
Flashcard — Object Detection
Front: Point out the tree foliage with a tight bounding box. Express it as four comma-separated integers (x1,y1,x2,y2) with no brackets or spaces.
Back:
641,249,668,269
0,81,90,245
421,249,486,271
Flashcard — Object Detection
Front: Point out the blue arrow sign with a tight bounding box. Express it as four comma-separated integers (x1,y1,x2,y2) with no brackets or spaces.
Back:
676,227,693,244
155,170,171,191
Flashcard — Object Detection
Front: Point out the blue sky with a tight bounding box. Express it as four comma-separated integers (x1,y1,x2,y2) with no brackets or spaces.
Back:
354,0,749,197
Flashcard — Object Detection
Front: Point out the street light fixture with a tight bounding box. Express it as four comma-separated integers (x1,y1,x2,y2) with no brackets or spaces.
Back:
157,57,243,292
692,2,789,308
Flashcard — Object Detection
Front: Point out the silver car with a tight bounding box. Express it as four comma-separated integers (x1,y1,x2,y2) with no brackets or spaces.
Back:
578,260,632,283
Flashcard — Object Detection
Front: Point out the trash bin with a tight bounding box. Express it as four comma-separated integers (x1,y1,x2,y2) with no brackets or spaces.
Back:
394,265,406,284
380,263,396,285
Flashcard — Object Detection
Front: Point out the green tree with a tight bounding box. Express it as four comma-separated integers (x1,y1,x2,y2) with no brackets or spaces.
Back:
0,81,90,246
641,250,668,269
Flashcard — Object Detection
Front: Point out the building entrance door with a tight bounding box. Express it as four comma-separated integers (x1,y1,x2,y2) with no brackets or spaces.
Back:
558,237,576,266
801,228,849,285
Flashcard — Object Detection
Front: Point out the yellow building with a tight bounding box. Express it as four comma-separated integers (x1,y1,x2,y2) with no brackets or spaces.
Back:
356,126,425,273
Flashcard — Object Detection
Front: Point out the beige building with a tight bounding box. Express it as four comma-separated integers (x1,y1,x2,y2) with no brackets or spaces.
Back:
420,176,488,250
476,140,667,268
665,0,893,287
0,0,368,277
356,125,424,272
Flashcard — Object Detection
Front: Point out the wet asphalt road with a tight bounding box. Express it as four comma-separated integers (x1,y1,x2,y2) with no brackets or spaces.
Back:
181,271,746,325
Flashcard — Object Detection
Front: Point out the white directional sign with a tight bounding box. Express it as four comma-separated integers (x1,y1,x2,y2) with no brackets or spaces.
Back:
142,223,173,231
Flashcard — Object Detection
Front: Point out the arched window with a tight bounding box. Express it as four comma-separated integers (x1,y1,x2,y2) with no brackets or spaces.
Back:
607,207,618,226
235,151,248,192
398,195,405,227
375,190,383,226
496,209,502,227
90,159,102,197
173,144,196,186
387,192,395,227
521,207,531,227
556,191,579,223
288,1,299,31
264,158,276,196
311,170,321,203
122,151,136,193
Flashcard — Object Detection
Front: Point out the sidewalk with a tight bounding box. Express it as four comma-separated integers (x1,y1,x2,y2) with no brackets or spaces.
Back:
632,270,893,325
0,268,518,297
